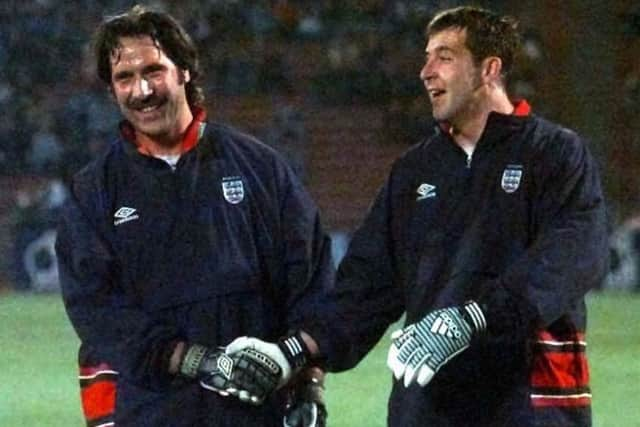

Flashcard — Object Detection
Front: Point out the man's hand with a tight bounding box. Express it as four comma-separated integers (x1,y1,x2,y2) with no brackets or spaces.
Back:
200,347,282,405
178,344,229,380
178,344,237,398
387,301,486,387
283,367,327,427
220,332,312,403
178,343,282,404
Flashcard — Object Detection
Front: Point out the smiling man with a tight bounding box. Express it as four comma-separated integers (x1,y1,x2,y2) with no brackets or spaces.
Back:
56,6,331,427
222,6,609,427
109,36,193,150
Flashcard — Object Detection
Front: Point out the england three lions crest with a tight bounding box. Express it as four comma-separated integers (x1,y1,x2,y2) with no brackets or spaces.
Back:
501,164,523,193
222,176,245,204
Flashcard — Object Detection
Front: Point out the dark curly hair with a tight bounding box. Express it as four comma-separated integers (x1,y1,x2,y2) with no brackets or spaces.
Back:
427,6,521,80
93,4,204,107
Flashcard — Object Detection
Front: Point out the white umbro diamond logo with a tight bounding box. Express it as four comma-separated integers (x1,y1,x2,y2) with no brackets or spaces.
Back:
216,354,234,380
114,207,139,226
416,183,436,201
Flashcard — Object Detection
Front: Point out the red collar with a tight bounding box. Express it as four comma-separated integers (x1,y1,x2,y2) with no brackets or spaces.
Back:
438,99,531,133
512,99,531,117
119,107,207,155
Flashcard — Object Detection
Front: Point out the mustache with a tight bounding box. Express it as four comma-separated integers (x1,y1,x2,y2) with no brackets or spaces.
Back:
127,94,166,110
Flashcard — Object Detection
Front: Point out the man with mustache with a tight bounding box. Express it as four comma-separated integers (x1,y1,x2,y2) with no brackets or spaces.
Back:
56,5,330,426
225,6,609,427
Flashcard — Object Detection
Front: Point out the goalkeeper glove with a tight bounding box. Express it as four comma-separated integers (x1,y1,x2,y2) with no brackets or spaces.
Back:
200,347,282,405
178,344,229,380
283,367,327,427
387,301,486,387
223,332,311,399
179,343,282,405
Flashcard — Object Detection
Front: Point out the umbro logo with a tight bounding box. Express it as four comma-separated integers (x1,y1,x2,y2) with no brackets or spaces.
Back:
216,354,234,380
114,207,139,226
416,183,436,201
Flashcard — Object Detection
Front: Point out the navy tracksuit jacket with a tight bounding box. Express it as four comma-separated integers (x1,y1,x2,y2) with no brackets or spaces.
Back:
56,121,334,426
306,103,609,427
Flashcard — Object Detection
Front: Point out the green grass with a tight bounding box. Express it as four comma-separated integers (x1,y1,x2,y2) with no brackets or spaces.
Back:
0,292,638,426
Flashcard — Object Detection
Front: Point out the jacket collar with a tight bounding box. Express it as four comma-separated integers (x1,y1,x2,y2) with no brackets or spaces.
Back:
435,99,531,146
119,106,207,157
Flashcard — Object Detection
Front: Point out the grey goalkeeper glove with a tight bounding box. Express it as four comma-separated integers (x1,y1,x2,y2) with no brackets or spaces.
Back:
387,301,486,387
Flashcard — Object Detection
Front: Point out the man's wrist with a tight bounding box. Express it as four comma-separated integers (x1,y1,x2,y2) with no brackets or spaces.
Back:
277,331,311,371
169,341,186,375
462,300,487,333
178,343,209,378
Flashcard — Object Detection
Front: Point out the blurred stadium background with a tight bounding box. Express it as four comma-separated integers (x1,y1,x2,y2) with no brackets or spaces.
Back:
0,0,639,425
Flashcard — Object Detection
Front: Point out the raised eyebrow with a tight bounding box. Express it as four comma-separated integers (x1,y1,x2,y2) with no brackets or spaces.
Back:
112,64,165,81
112,70,133,81
142,63,167,74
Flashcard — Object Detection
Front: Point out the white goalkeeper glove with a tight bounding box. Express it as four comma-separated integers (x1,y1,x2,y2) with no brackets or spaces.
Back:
224,332,311,401
387,301,486,387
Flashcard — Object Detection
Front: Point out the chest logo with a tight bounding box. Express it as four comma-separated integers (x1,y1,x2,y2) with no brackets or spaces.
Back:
222,176,245,204
501,164,524,193
416,183,437,201
114,207,139,226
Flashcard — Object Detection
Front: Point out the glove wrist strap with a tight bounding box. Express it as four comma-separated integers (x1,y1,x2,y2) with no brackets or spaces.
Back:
463,301,487,333
179,344,207,378
277,331,310,371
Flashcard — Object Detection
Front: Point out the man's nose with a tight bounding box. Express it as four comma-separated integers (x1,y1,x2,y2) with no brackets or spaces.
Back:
132,78,153,98
420,62,433,81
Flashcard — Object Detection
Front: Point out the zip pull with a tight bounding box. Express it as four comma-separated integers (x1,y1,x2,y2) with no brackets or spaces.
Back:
466,154,472,169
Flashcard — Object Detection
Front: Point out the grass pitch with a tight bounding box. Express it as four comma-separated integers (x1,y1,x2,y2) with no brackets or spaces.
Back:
0,292,638,426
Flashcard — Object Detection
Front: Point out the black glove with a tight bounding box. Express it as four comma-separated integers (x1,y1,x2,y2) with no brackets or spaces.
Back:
179,343,280,403
283,367,327,427
200,347,282,405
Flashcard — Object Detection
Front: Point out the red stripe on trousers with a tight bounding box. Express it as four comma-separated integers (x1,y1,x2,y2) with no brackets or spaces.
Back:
81,380,116,421
531,395,591,407
79,363,116,377
531,351,590,388
536,330,585,342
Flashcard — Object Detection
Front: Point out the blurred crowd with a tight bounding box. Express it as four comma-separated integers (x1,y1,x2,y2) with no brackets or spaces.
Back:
1,0,531,181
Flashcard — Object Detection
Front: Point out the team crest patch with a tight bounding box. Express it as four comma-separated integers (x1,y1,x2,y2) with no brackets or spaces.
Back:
222,176,245,204
501,164,523,193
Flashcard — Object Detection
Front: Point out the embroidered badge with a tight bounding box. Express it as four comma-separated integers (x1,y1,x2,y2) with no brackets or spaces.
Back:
501,164,523,193
416,183,437,201
114,207,139,226
222,176,245,204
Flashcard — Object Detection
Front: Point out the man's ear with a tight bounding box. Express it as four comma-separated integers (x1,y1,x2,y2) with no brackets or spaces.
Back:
180,69,191,84
482,57,503,84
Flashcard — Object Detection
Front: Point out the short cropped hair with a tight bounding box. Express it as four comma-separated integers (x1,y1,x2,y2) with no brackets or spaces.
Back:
93,4,204,107
427,6,521,79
